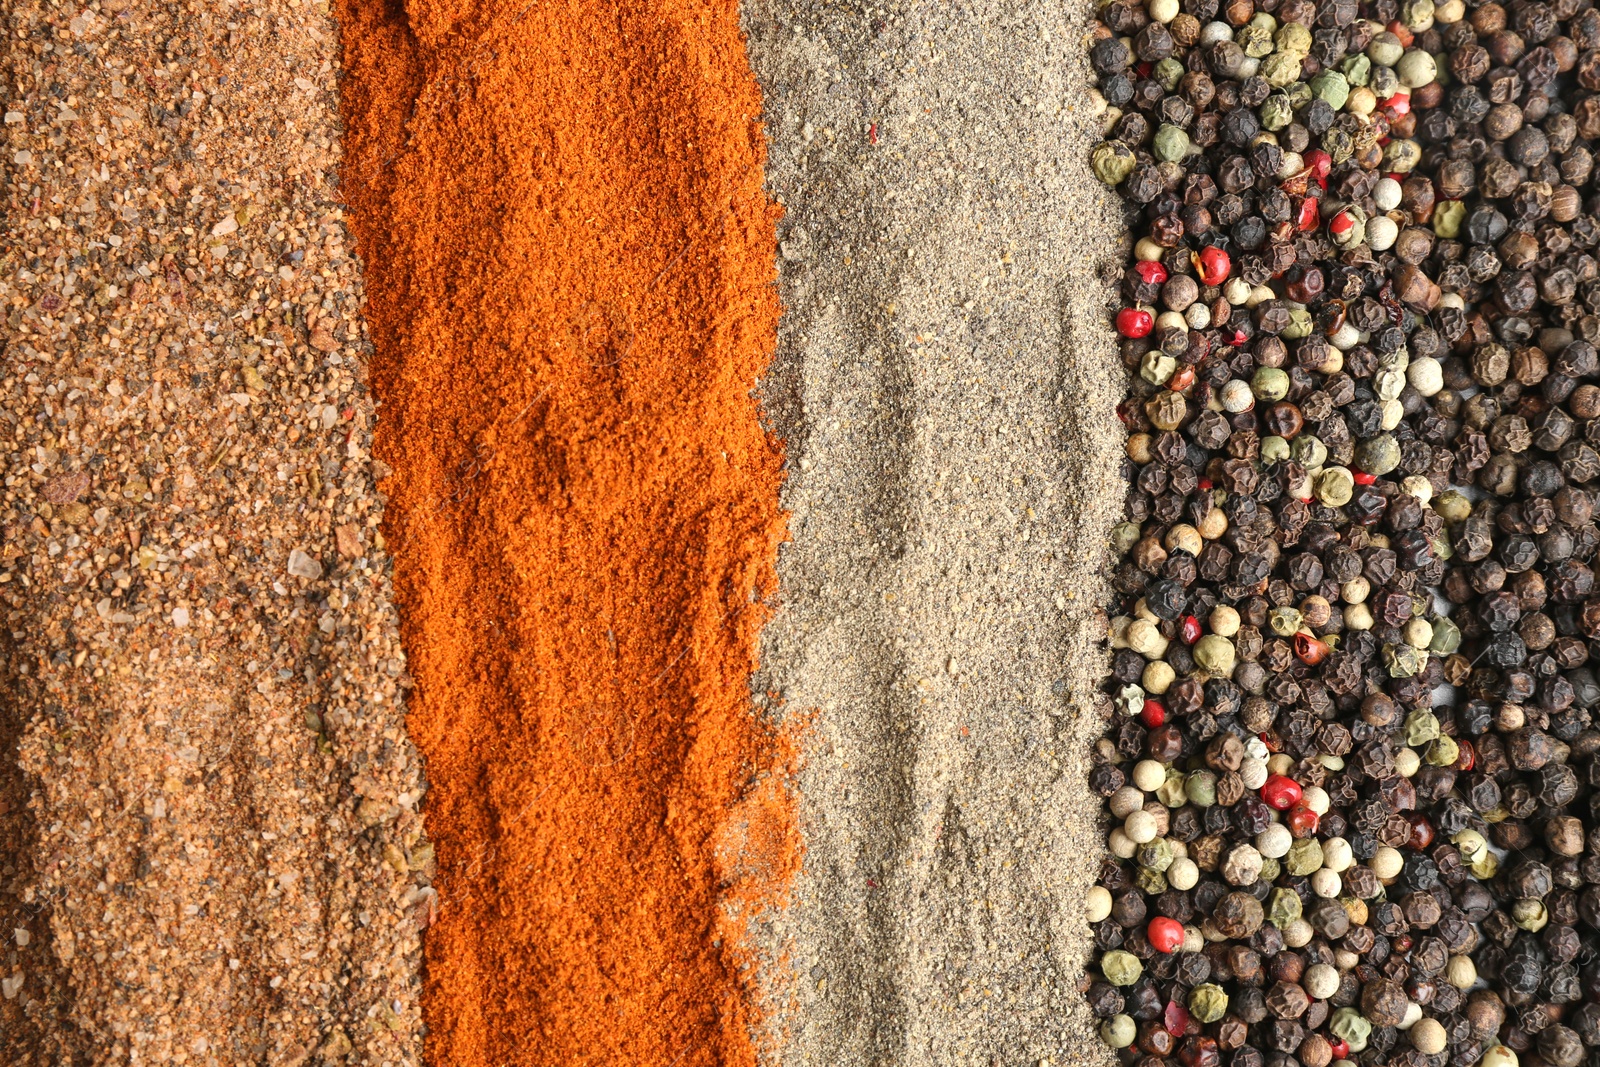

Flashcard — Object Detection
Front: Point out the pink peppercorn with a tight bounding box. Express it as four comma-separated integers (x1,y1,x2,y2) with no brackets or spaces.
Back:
1261,774,1303,811
1116,307,1154,338
1148,916,1185,954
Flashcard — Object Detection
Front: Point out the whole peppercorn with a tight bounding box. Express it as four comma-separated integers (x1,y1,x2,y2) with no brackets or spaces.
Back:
1088,0,1600,1051
1360,978,1411,1028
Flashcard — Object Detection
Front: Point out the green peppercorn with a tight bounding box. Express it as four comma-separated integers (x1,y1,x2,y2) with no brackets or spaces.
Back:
1261,51,1303,87
1385,642,1424,678
1428,615,1461,654
1101,949,1143,986
1193,634,1237,674
1268,886,1303,928
1153,124,1191,162
1427,733,1460,767
1285,837,1324,876
1237,23,1273,57
1341,53,1372,86
1433,199,1466,238
1383,138,1422,173
1290,434,1327,469
1157,769,1188,808
1512,898,1549,931
1260,435,1291,463
1400,0,1434,29
1185,769,1218,808
1141,350,1179,384
1111,521,1142,557
1260,93,1295,129
1252,368,1290,402
1353,432,1400,476
1315,466,1354,507
1330,1008,1373,1053
1367,31,1404,66
1281,307,1313,339
1268,607,1304,637
1275,22,1312,54
1136,865,1170,895
1433,489,1471,523
1404,709,1441,746
1092,141,1138,185
1323,126,1354,163
1188,983,1230,1024
1310,70,1350,108
1138,837,1174,872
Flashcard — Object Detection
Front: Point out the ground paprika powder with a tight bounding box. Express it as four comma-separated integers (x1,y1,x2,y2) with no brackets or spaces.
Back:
334,0,799,1061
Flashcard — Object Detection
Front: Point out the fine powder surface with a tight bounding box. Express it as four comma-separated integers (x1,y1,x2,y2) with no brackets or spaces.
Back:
743,0,1130,1061
335,0,796,1064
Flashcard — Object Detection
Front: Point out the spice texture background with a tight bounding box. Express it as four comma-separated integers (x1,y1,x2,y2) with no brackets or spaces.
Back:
744,0,1130,1061
0,0,425,1063
335,0,797,1063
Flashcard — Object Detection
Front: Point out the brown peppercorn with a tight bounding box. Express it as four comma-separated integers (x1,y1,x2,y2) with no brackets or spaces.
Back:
1547,815,1585,856
1139,1019,1177,1057
1212,891,1265,939
1266,981,1310,1020
1363,978,1411,1027
1467,991,1508,1039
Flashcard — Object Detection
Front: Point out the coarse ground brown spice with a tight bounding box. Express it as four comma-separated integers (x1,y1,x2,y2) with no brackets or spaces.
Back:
336,0,798,1063
0,0,426,1063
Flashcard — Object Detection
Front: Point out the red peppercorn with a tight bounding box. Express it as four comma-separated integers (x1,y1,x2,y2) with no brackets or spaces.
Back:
1407,813,1435,850
1328,1037,1349,1060
1117,307,1154,338
1261,774,1303,811
1198,478,1213,490
1287,803,1321,838
1179,1035,1221,1067
1329,210,1356,236
1303,149,1331,180
1259,731,1282,753
1387,20,1414,45
1148,916,1185,954
1381,92,1411,117
1351,468,1377,485
1141,699,1167,729
1194,246,1231,286
1180,615,1202,645
1293,632,1330,666
1165,999,1192,1037
1135,260,1169,285
1393,934,1413,952
1296,196,1321,231
1227,328,1248,347
1169,365,1196,392
1456,739,1476,772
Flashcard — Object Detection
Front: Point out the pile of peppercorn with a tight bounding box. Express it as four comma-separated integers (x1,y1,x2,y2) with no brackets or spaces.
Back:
1085,0,1600,1066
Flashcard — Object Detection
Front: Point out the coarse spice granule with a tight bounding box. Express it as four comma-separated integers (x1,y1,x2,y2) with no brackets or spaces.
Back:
0,0,426,1063
335,0,799,1063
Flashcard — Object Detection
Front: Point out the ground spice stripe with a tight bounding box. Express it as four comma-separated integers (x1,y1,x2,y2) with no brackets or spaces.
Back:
335,1,797,1063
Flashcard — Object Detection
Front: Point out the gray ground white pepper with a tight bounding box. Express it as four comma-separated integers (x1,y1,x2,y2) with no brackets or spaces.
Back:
743,0,1129,1062
0,1,424,1063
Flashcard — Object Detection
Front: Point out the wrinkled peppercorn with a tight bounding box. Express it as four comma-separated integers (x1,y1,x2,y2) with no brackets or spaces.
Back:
1090,0,1600,1058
